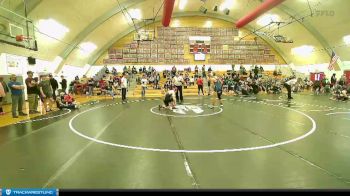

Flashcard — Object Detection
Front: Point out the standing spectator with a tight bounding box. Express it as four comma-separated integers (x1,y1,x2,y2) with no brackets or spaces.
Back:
123,66,127,74
87,78,94,96
207,75,213,96
210,76,223,108
25,71,40,114
8,74,27,118
202,65,206,78
171,66,177,78
121,73,128,102
173,73,184,103
331,73,337,88
141,74,148,98
155,73,160,89
0,76,7,115
0,76,9,115
208,66,212,73
197,76,204,96
60,75,67,93
259,66,264,74
49,74,59,99
189,76,195,86
39,74,54,112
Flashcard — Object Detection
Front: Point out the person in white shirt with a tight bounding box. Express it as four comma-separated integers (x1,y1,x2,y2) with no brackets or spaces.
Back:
172,72,184,103
284,76,298,99
121,73,128,102
141,74,148,98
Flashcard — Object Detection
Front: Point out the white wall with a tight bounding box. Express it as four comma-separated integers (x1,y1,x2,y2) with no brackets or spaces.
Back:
293,63,344,79
342,61,350,71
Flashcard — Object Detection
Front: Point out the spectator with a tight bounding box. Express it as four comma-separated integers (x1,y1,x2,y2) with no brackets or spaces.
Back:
49,74,59,99
60,75,67,93
56,92,79,110
197,76,204,96
331,73,337,88
210,76,223,108
106,83,115,99
171,66,177,78
189,76,195,86
112,67,117,76
0,76,7,115
202,65,206,78
121,73,128,102
25,71,40,114
141,74,148,98
155,73,160,89
39,74,54,112
8,74,27,118
259,66,264,74
88,78,94,96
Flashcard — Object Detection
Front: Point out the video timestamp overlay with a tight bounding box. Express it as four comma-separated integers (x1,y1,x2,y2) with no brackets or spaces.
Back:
0,189,59,196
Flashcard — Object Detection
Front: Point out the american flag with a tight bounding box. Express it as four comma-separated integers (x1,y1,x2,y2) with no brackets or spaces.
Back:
328,51,339,71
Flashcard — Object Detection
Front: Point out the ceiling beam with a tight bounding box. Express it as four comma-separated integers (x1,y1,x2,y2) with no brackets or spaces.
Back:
162,0,175,27
236,0,287,28
88,11,291,65
278,4,332,58
54,0,142,73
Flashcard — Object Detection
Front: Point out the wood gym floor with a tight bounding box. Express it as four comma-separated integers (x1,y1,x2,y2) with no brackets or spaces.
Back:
0,93,350,189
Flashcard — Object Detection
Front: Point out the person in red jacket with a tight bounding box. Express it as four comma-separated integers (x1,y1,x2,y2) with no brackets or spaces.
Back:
64,93,74,104
197,76,204,96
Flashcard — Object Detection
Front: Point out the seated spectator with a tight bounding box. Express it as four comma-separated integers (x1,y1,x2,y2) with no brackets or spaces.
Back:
64,92,75,104
56,92,79,110
106,83,115,99
189,77,195,86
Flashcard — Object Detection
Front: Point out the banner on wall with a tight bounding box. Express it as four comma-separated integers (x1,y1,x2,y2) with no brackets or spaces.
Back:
6,54,25,75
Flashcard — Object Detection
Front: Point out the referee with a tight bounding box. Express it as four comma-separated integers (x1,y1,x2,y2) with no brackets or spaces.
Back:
284,76,298,99
173,72,184,103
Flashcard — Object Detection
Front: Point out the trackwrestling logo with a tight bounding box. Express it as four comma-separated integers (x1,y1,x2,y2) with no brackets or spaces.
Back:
1,188,58,196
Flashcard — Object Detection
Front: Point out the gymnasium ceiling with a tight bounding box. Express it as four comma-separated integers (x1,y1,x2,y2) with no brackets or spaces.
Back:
0,0,349,70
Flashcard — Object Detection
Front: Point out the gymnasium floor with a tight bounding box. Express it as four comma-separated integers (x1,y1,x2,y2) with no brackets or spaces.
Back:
1,93,350,189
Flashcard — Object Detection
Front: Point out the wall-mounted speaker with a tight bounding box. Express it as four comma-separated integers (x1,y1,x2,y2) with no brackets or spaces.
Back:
27,57,36,65
199,6,207,14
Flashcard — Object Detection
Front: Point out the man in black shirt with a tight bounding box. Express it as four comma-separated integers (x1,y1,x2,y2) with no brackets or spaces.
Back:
25,71,40,114
49,74,59,99
331,73,337,88
60,75,67,93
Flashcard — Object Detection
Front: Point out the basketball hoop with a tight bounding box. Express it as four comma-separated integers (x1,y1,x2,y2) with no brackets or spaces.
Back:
15,35,31,42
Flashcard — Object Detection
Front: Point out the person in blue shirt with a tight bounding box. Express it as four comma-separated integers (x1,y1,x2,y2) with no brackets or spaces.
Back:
8,74,27,118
